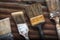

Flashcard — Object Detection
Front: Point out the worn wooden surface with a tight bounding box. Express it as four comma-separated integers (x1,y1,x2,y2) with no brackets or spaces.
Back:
0,0,45,2
0,12,58,40
0,2,58,40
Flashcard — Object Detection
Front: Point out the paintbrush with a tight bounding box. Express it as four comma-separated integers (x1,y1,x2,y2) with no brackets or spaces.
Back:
0,18,13,40
25,3,45,40
11,11,29,40
46,0,60,40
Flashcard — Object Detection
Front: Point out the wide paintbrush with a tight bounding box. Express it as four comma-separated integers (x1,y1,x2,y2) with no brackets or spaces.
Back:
25,3,45,40
0,18,13,40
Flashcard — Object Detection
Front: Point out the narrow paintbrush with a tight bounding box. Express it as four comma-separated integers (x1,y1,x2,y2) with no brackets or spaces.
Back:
11,11,29,40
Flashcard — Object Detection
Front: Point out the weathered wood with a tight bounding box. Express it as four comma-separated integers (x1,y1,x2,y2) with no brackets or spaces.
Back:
0,0,22,2
0,8,21,13
45,35,58,39
29,29,57,36
29,30,39,35
13,33,26,40
43,23,56,30
0,2,30,9
0,0,45,2
29,35,40,39
0,13,57,40
0,2,58,40
43,30,56,36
